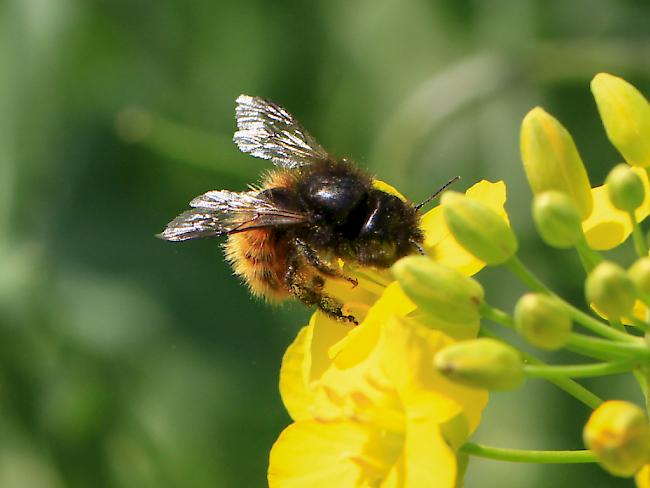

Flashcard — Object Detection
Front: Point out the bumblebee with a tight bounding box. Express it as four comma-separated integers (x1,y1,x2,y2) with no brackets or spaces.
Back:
158,95,455,324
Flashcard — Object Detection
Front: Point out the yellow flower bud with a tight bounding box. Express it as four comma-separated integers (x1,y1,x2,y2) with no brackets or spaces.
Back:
591,73,650,168
520,107,593,219
514,293,572,350
585,261,637,319
629,257,650,296
434,338,524,390
606,163,645,213
392,256,484,324
441,191,518,265
584,400,650,477
532,191,583,248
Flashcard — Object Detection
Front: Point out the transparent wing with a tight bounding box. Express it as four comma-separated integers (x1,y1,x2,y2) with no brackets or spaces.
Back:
233,95,330,169
157,190,308,242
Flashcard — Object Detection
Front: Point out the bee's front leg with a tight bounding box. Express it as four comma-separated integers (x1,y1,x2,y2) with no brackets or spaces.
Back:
293,238,358,288
285,253,358,325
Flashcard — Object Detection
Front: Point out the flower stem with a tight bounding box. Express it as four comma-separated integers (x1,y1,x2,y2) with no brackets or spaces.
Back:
524,360,638,379
479,322,603,409
568,334,650,361
575,234,603,273
504,255,552,294
609,318,626,333
480,302,644,361
459,443,597,464
629,211,649,257
504,256,635,343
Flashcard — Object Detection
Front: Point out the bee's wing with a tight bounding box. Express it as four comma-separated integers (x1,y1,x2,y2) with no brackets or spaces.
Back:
157,190,309,242
233,95,330,169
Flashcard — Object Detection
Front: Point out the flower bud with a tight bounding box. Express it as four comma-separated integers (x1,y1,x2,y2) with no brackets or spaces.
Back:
514,293,572,350
532,191,583,248
434,338,524,390
392,256,484,324
585,261,637,319
520,107,593,219
606,164,645,212
591,73,650,168
441,191,518,265
584,400,650,477
629,257,650,296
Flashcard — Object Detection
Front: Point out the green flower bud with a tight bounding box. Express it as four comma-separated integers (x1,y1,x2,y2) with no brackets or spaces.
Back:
532,191,583,248
584,400,650,477
441,191,518,265
606,164,645,212
591,73,650,168
629,257,650,296
520,107,593,219
392,256,484,324
514,293,572,350
585,261,637,319
434,338,524,391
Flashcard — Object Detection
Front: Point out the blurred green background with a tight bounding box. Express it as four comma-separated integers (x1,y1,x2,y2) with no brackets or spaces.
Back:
2,0,650,486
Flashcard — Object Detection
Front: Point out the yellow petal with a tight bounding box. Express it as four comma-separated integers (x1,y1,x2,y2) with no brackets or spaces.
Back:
400,402,458,488
279,326,315,421
308,312,350,381
636,464,650,488
583,167,650,250
268,420,371,488
330,282,416,369
420,180,507,275
373,179,408,201
379,316,489,433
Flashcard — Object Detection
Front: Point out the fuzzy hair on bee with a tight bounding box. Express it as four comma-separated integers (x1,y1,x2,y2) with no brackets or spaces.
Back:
158,95,457,324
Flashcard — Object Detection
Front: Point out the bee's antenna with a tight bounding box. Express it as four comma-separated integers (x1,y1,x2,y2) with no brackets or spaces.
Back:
414,176,461,211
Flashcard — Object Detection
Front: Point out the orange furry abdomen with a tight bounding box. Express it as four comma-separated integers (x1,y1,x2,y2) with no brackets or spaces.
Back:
223,229,290,302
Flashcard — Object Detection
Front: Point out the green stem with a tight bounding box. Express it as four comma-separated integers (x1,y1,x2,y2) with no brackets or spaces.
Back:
480,302,645,362
480,303,516,327
459,443,597,464
609,318,626,333
629,211,649,257
568,334,650,361
480,324,603,409
575,234,603,273
504,256,552,294
504,256,635,343
524,360,638,379
566,307,635,342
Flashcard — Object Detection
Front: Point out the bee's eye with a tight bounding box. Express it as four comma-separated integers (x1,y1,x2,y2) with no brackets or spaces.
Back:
300,175,366,222
358,192,404,239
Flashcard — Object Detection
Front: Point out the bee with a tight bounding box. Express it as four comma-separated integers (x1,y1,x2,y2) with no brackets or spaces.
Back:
158,95,456,324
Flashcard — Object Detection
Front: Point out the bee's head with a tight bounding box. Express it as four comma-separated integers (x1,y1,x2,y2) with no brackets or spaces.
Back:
353,190,422,268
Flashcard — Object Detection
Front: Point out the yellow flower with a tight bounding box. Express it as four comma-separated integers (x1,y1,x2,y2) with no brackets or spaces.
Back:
582,167,650,250
268,180,507,487
269,313,488,488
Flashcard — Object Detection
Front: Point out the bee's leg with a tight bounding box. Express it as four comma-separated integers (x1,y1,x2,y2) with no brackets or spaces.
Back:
285,257,358,325
294,238,358,287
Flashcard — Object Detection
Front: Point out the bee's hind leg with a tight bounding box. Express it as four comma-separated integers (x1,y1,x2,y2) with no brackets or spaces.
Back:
294,238,358,288
285,259,358,325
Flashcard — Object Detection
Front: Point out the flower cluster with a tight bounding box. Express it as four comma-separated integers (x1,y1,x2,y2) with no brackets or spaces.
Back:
268,73,650,486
